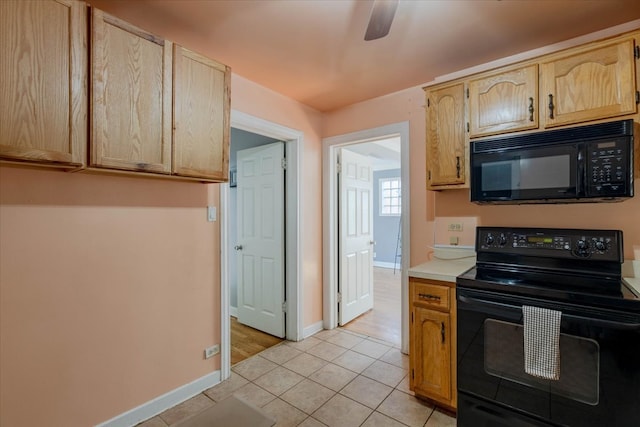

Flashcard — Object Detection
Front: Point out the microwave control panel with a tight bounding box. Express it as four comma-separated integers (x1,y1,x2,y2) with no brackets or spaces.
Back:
586,138,631,196
477,227,623,261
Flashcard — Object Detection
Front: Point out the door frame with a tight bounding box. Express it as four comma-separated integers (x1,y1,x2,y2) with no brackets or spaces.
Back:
322,121,410,353
220,110,304,380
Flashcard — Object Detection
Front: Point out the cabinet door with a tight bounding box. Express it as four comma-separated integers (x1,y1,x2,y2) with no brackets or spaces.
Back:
91,9,172,173
468,64,538,138
541,39,637,128
426,84,465,188
172,45,230,180
413,306,451,402
0,0,87,166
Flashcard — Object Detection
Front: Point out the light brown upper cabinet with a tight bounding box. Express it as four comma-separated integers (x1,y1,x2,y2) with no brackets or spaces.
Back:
468,64,539,138
173,46,230,180
0,0,87,166
541,38,637,128
425,83,466,189
91,9,173,174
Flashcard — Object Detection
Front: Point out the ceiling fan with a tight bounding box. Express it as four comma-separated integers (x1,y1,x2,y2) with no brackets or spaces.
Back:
364,0,399,41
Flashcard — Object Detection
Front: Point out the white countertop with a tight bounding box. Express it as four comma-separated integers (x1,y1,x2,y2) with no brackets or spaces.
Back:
408,247,476,283
409,253,639,291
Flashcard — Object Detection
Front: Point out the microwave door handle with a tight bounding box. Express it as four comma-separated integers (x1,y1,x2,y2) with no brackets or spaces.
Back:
577,149,586,197
458,294,640,330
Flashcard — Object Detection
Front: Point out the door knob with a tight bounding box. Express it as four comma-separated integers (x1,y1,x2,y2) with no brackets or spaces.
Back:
234,245,243,251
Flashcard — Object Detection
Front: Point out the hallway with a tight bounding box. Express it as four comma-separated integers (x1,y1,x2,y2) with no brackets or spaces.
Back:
342,267,401,346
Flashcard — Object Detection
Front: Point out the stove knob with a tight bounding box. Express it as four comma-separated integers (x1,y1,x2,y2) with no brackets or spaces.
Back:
576,240,589,250
595,241,606,251
498,234,507,246
485,235,494,245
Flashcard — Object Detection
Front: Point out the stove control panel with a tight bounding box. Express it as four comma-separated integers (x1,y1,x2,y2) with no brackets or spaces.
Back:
477,227,623,261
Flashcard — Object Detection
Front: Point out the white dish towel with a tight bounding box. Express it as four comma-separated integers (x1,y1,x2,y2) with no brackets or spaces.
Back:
522,305,561,380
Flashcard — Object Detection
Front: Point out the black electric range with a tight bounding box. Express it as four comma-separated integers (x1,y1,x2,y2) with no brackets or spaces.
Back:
456,227,640,427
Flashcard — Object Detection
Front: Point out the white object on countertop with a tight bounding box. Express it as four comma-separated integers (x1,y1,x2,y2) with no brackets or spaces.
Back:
622,259,640,278
623,260,640,296
432,245,476,260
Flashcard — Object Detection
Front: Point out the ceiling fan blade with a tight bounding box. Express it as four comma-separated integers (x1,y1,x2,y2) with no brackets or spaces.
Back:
364,0,399,41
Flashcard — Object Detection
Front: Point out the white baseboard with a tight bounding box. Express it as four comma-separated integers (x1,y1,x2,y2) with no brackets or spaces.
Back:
230,306,238,318
373,261,400,269
303,321,324,339
96,370,221,427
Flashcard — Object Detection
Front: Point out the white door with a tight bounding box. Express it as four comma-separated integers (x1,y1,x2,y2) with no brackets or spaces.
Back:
236,142,285,338
338,148,374,325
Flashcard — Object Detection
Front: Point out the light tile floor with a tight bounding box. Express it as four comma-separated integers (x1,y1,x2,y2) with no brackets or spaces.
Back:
138,328,457,427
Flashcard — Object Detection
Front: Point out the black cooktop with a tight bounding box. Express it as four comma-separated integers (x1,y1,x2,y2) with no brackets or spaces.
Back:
457,265,640,314
458,227,640,314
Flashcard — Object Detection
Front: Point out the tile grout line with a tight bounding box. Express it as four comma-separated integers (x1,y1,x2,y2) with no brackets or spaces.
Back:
221,331,435,427
265,333,419,426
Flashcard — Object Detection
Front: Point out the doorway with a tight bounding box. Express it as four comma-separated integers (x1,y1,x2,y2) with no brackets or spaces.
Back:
338,139,402,345
220,110,304,380
322,122,410,353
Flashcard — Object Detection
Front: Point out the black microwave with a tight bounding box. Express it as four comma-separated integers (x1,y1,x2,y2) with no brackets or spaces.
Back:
470,119,635,204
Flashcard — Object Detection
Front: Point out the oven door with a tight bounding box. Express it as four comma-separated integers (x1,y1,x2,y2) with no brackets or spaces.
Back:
457,287,640,427
470,143,579,203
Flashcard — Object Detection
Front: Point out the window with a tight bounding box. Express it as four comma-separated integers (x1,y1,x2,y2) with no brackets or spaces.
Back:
380,177,401,216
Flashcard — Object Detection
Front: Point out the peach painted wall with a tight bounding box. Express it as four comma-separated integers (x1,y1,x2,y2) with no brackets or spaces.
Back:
0,167,221,426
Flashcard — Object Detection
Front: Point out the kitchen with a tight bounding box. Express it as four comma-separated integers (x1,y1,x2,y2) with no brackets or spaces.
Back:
1,1,640,426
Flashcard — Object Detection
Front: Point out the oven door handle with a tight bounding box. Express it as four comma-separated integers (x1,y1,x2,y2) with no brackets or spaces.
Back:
458,293,640,330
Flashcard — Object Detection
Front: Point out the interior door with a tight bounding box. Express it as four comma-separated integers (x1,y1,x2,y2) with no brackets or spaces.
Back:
339,148,374,325
236,142,285,338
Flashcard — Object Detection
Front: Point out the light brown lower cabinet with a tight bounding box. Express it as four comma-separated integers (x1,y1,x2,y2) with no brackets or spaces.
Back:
409,277,457,411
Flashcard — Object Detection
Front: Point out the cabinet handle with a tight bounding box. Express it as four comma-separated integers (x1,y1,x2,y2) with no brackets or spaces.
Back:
548,94,555,119
418,293,441,301
528,97,534,122
456,156,461,178
441,322,445,343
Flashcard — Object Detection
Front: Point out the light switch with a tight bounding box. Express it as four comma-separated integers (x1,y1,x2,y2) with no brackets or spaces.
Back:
449,236,459,245
207,206,217,222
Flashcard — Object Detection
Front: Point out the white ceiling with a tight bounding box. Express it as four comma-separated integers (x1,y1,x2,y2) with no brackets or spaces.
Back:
344,138,401,171
89,0,640,112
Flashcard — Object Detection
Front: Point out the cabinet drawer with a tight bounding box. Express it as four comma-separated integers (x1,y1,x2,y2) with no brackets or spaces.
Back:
412,283,450,310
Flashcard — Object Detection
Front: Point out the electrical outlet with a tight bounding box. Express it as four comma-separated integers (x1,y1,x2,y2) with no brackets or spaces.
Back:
204,344,220,359
448,223,463,232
